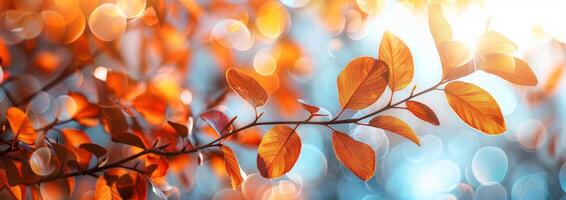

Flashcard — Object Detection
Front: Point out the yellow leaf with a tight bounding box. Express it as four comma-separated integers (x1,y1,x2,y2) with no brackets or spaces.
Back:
221,146,243,189
438,41,474,79
257,125,301,178
337,57,389,110
406,101,440,126
479,54,538,86
226,68,269,107
476,31,517,56
445,81,506,134
378,31,414,91
369,115,421,146
6,107,38,145
332,131,375,181
479,53,516,73
428,2,452,47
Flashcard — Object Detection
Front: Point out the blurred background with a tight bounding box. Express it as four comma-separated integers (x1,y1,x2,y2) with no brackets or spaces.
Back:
2,0,566,199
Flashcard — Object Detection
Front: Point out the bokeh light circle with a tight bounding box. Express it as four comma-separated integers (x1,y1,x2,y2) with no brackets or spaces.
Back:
474,183,507,200
352,126,389,160
516,119,547,151
116,0,147,19
88,3,127,41
212,19,253,51
472,146,508,185
288,144,327,187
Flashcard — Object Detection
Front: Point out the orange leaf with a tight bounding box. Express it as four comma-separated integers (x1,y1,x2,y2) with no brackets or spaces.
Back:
438,41,474,80
337,57,389,110
68,92,99,127
111,133,147,149
428,2,452,47
61,129,92,169
257,125,301,178
406,101,440,126
226,68,269,107
221,146,243,189
132,89,167,125
167,121,188,138
445,81,506,134
297,99,320,114
331,131,375,181
479,54,538,86
79,143,108,158
94,176,122,200
200,110,233,137
476,31,517,56
6,107,38,145
369,115,421,146
378,31,414,91
0,169,23,199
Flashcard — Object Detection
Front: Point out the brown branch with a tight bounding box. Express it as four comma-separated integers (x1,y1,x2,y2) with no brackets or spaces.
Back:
16,79,448,186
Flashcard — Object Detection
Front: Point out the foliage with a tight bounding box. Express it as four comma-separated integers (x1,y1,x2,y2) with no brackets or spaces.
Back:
0,0,541,199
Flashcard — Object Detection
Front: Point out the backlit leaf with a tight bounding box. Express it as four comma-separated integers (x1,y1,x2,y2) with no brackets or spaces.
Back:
132,89,167,125
226,68,269,107
257,125,301,178
438,41,474,80
221,146,243,189
6,107,38,145
445,81,506,134
369,115,421,146
479,54,538,86
61,128,92,169
332,131,375,181
476,31,517,56
95,176,122,200
167,121,188,137
337,57,389,110
428,2,452,47
68,92,100,127
200,110,233,137
378,31,414,91
406,101,440,126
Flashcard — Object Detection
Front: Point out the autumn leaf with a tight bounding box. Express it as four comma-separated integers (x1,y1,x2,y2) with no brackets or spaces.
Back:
406,101,440,126
1,157,21,186
438,41,475,80
167,121,188,137
200,110,234,137
111,133,147,149
337,57,389,110
479,54,538,86
0,169,23,199
444,81,506,134
79,143,108,158
378,31,414,91
297,99,320,114
61,128,93,169
476,31,517,56
428,2,452,47
6,107,38,145
68,92,100,127
257,125,301,178
332,131,375,181
369,115,421,146
226,68,269,107
95,176,122,200
221,146,243,189
132,89,167,125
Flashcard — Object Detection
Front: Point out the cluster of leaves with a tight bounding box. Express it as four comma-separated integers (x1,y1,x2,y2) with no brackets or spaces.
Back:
0,2,539,200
